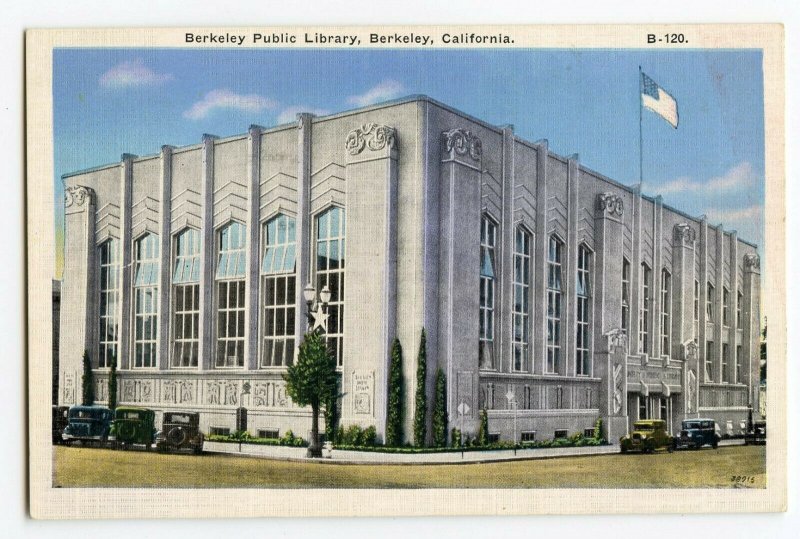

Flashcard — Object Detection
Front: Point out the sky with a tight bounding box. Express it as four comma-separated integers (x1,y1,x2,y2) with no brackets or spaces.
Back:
53,48,765,278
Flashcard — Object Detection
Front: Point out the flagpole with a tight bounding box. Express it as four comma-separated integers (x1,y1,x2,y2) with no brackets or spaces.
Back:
638,65,643,191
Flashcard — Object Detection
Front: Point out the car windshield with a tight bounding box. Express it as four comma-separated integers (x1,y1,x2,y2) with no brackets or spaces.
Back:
634,423,655,431
70,410,99,420
683,421,702,429
120,412,141,420
167,414,191,424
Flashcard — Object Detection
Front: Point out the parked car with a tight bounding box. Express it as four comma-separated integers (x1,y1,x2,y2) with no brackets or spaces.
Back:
156,411,204,454
52,405,70,445
62,405,113,446
620,419,674,454
674,418,720,449
744,420,767,445
111,406,156,450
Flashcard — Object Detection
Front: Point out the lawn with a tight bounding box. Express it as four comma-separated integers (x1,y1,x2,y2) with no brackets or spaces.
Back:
53,444,766,489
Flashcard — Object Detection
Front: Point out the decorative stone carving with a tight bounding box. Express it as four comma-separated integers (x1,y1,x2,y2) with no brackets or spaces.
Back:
744,253,760,271
253,383,268,407
95,379,107,402
122,380,135,402
224,382,238,406
442,128,482,161
687,369,696,413
352,371,374,415
65,185,94,207
612,362,624,414
274,383,288,407
597,193,624,217
180,381,194,403
141,381,153,403
604,328,628,353
63,374,75,404
639,372,649,397
674,223,697,244
345,123,396,155
163,381,177,403
207,382,220,405
684,339,699,362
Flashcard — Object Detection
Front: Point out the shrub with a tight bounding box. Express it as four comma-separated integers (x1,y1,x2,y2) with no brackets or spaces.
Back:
385,338,404,446
432,368,447,447
451,427,462,447
230,430,253,442
107,351,118,410
413,329,428,447
361,425,377,447
593,418,603,441
477,409,489,446
81,350,94,406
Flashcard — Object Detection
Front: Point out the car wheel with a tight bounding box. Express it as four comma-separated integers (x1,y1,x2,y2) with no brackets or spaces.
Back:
620,445,627,454
712,439,718,449
667,444,674,453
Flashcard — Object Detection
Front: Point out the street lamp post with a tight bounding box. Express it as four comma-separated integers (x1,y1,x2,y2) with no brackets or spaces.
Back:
304,283,331,333
302,283,331,458
506,389,517,454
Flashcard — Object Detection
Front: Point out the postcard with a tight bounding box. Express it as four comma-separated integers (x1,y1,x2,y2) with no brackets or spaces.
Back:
26,24,786,518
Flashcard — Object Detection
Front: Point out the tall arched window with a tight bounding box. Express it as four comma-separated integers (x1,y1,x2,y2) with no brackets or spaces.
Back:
576,245,591,376
479,216,497,370
316,207,345,367
171,228,200,367
546,235,563,374
216,222,246,368
621,258,631,335
512,227,531,372
133,233,159,368
98,239,119,368
261,214,296,367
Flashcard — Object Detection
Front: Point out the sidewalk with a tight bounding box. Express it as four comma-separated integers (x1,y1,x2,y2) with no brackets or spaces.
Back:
204,437,745,465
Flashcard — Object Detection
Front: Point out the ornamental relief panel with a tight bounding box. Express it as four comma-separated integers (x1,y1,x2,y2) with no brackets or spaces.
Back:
744,253,760,272
596,192,624,218
442,128,482,161
674,223,697,245
345,123,396,155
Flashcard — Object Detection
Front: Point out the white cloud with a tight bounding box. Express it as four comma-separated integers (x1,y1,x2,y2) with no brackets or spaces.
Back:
99,59,173,89
276,105,330,124
183,89,277,120
659,161,757,195
346,79,404,107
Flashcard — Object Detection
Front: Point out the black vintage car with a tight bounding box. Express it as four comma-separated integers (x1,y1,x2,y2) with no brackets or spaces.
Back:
674,418,720,449
156,411,204,454
52,405,70,445
62,405,113,446
744,421,767,445
111,407,157,450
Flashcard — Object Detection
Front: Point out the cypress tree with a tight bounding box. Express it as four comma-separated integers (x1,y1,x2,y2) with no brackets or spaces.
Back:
81,350,94,406
477,408,489,446
432,367,447,447
385,337,404,446
108,350,118,410
413,328,427,447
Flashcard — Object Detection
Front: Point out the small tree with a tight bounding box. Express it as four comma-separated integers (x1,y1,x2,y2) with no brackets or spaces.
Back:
81,350,94,405
432,368,447,447
108,350,118,410
284,331,338,458
413,328,428,447
385,337,404,446
477,408,489,446
760,319,767,383
323,380,340,445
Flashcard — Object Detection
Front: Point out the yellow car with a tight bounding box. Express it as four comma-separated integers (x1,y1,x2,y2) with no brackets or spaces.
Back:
620,419,674,454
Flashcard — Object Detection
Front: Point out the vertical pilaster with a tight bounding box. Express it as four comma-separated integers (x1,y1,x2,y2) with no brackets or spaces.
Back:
199,135,218,370
672,222,698,418
118,155,136,370
341,123,398,441
699,217,709,381
742,253,760,409
532,140,549,375
594,192,625,439
157,145,174,370
437,128,482,437
499,126,515,372
294,114,313,350
59,185,97,405
245,125,263,370
564,156,579,376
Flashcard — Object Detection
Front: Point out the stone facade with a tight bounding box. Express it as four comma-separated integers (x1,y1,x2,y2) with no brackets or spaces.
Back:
58,95,762,444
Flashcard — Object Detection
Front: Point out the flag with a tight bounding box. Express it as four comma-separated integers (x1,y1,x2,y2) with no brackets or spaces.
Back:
641,72,679,129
